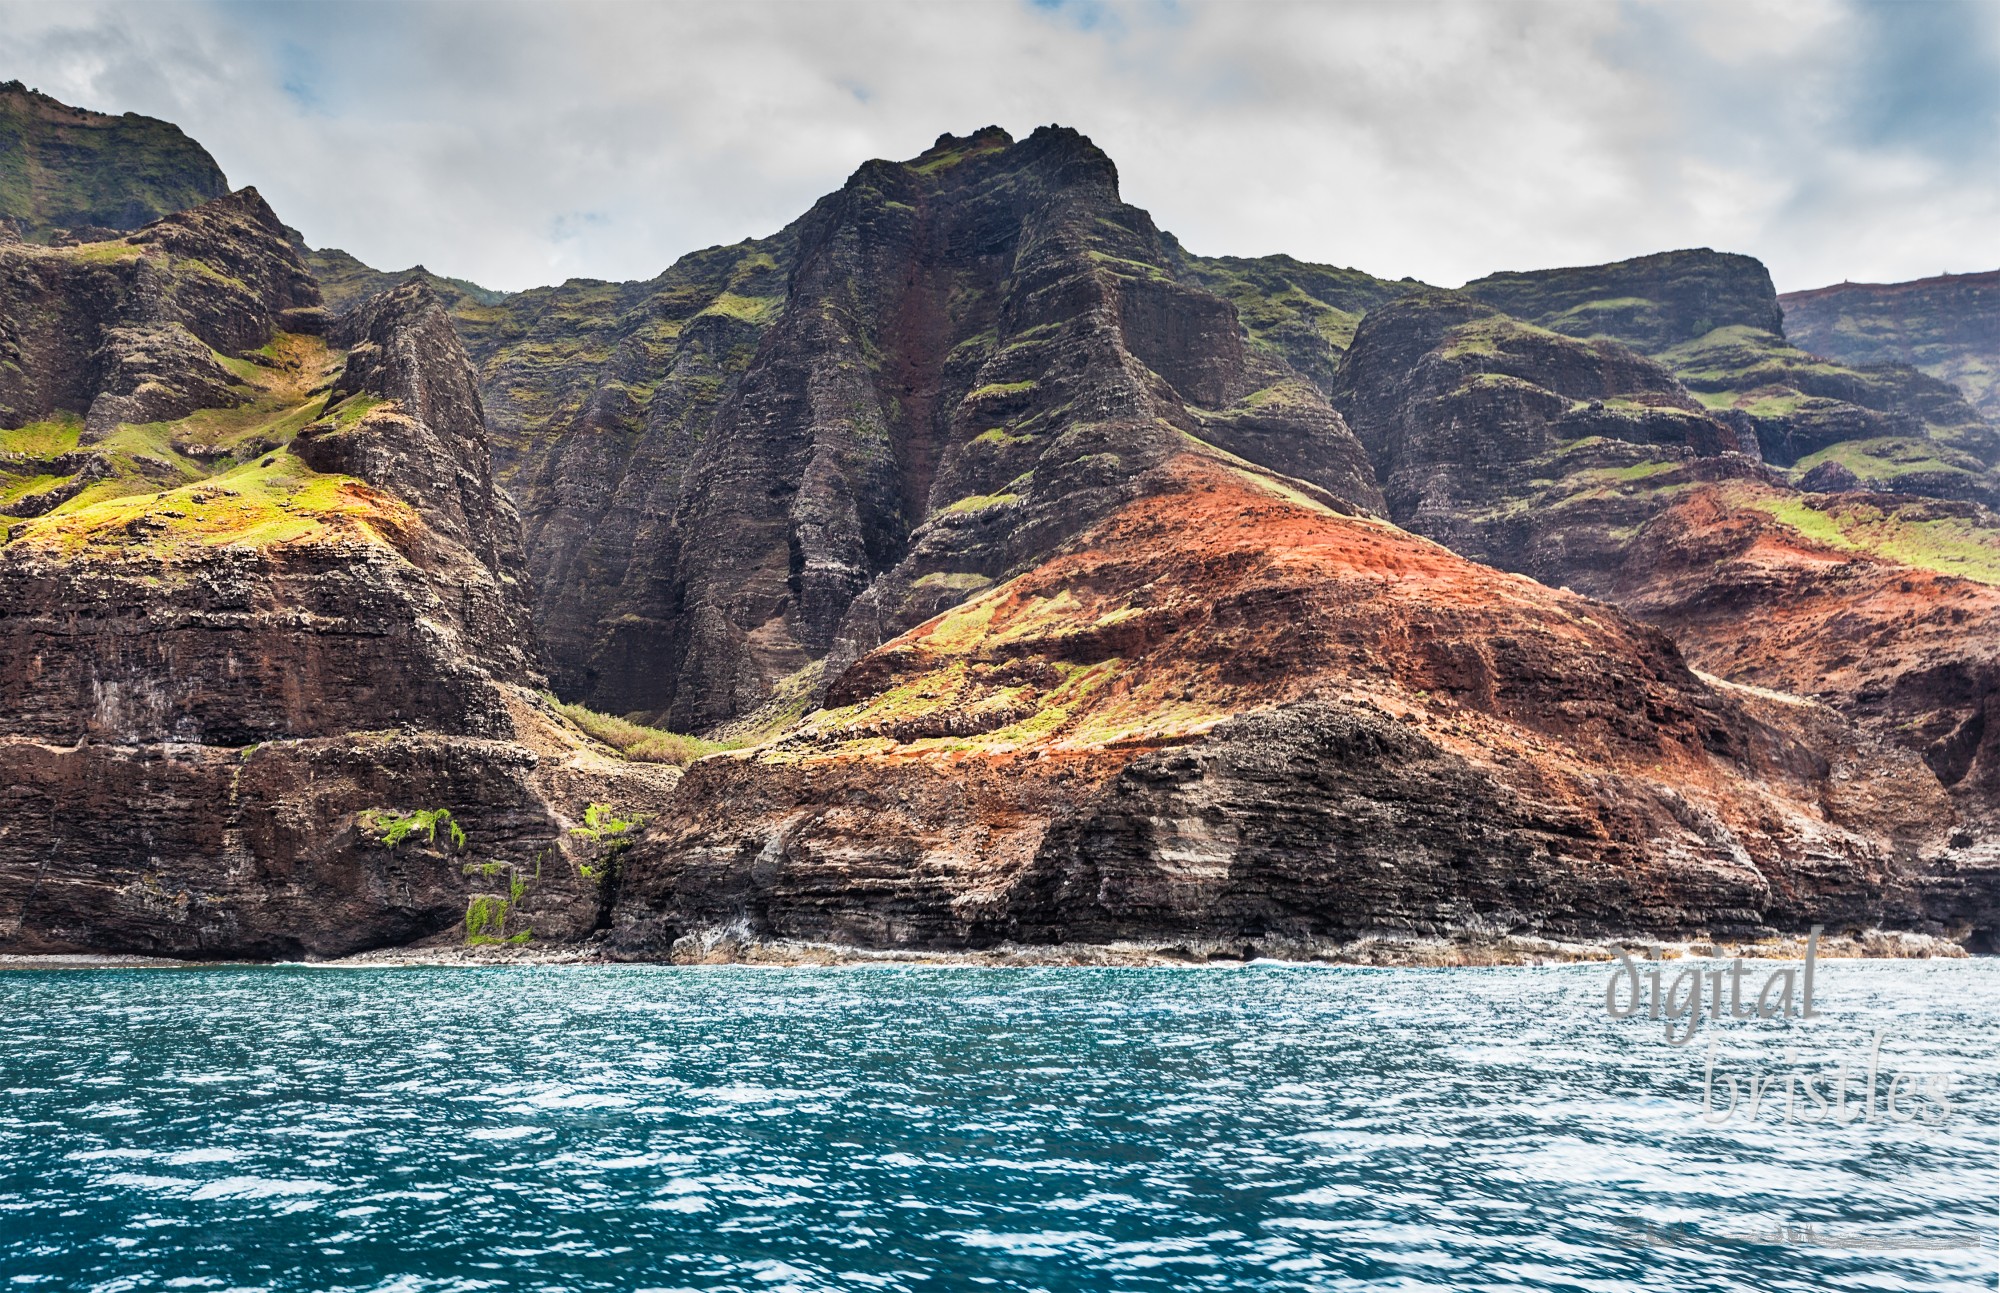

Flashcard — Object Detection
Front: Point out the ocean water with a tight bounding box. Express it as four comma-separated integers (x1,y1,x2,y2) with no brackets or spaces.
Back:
1,960,1994,1293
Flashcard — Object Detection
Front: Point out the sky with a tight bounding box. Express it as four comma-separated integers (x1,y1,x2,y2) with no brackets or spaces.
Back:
3,0,1996,295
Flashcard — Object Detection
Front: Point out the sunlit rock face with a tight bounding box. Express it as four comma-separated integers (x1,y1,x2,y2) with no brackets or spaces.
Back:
0,196,674,959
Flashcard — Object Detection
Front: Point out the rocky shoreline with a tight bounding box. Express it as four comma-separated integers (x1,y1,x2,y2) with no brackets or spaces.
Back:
0,926,1973,971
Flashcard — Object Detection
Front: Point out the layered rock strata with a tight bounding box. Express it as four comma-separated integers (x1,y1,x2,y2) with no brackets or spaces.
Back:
368,128,1387,727
0,197,674,957
607,455,1994,957
3,97,1996,960
1783,269,2000,426
1334,286,2000,838
1466,250,2000,496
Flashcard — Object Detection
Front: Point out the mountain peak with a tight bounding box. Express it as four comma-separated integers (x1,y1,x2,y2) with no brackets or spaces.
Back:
925,125,1013,154
886,123,1117,190
1019,123,1117,182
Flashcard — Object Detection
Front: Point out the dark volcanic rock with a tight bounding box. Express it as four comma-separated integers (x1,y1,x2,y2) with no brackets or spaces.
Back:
1330,289,1751,577
1167,245,1421,391
0,282,537,746
8,104,1996,962
0,727,673,959
1796,459,1863,493
0,208,546,761
1465,249,1784,352
450,241,794,705
124,187,322,352
1332,286,2000,834
82,322,243,436
0,537,533,746
298,280,529,583
0,187,319,433
490,126,1383,728
1462,248,2000,482
1010,696,1942,945
302,246,508,317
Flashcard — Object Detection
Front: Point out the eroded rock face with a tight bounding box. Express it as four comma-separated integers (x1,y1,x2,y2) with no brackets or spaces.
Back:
461,126,1382,727
0,539,531,746
1331,285,2000,837
0,187,319,435
6,97,1996,961
607,456,1992,956
0,208,674,958
1010,695,1958,946
84,323,242,435
1463,248,2000,490
1607,488,2000,832
0,288,540,746
123,188,324,351
0,719,676,959
1784,269,2000,425
1331,290,1754,575
297,281,530,588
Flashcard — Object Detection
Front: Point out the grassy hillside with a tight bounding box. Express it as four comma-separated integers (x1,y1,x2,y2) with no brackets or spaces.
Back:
0,81,228,239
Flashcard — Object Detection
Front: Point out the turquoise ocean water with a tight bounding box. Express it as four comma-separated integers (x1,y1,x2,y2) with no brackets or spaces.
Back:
1,960,1995,1291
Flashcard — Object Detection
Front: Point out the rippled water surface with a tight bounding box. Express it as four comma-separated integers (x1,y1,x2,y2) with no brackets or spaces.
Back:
2,961,1995,1291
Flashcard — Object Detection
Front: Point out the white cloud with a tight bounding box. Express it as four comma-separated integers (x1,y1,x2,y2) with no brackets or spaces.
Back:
1,0,1995,293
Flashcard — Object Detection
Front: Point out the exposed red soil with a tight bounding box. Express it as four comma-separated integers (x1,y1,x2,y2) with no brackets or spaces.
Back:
1615,485,2000,823
608,454,1959,953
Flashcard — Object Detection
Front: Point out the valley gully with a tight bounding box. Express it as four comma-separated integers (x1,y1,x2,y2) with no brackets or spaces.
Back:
1603,928,1961,1127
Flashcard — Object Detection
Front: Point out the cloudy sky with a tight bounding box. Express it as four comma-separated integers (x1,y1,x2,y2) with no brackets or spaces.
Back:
4,0,1996,295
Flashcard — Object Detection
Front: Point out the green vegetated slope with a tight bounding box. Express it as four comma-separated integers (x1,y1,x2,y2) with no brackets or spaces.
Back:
0,189,392,551
1329,287,1741,578
1167,241,1424,390
0,81,228,239
0,194,692,960
1782,269,2000,426
0,311,404,556
1463,249,2000,503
